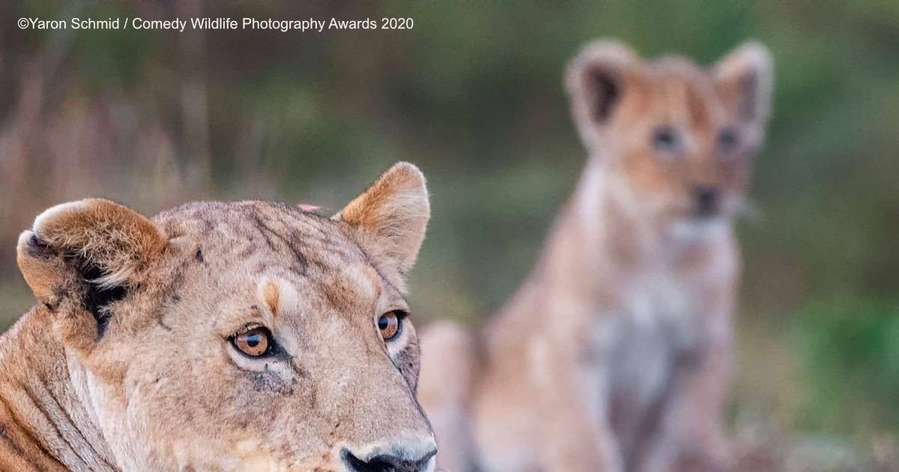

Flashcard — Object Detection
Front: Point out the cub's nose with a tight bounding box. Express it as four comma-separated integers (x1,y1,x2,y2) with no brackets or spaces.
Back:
341,441,437,472
693,185,720,216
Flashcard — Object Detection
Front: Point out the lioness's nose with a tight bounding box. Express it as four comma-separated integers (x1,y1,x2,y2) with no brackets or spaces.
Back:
341,439,437,472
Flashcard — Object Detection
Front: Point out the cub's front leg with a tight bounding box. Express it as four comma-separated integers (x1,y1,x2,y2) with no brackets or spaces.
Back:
638,315,735,472
535,326,623,472
672,333,734,472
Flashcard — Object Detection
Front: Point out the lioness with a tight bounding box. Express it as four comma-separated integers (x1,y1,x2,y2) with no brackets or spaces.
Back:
1,162,437,471
419,40,772,471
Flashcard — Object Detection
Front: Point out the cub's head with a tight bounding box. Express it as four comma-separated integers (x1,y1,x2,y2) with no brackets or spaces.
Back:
567,39,773,230
16,163,437,471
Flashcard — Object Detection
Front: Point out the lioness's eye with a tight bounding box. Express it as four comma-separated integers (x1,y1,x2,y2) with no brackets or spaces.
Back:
378,311,405,341
651,126,680,152
231,326,272,357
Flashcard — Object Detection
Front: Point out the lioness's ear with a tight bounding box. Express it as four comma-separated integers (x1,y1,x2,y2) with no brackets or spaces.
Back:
713,40,773,129
334,162,430,275
17,199,166,324
566,39,642,151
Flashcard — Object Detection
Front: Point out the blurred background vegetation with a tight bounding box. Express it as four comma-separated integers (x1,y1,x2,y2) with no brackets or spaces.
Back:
1,1,896,469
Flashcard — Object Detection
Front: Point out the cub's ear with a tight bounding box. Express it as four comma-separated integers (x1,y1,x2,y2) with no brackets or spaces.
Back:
17,199,166,323
334,162,430,276
713,40,773,130
566,39,642,151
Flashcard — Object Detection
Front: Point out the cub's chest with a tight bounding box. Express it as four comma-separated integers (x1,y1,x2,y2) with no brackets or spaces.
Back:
592,273,708,394
618,272,704,342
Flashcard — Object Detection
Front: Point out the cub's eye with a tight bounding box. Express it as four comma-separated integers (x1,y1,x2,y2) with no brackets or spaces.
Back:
717,127,740,151
651,126,680,152
231,326,273,358
378,311,405,341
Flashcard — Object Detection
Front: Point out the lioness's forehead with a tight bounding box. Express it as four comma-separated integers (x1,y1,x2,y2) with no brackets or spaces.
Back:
155,201,370,279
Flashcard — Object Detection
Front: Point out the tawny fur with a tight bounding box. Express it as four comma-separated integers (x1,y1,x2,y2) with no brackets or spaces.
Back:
1,162,438,471
420,40,772,472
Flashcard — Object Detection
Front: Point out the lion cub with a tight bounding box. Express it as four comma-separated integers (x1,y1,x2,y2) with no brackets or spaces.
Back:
419,40,773,471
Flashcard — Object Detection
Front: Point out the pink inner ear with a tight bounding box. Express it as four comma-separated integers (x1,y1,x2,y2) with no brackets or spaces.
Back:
298,204,320,212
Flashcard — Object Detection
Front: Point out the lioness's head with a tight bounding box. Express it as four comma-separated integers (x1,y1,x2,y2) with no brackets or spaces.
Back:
566,39,773,231
16,163,437,471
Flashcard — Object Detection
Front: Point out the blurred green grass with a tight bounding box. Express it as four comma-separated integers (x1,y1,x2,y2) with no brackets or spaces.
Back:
792,298,899,436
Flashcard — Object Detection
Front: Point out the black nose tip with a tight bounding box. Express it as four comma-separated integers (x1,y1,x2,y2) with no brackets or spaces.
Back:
693,185,720,215
342,448,436,472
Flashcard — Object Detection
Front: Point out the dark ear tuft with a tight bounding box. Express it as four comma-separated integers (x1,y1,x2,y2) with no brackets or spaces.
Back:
75,259,128,338
23,233,54,258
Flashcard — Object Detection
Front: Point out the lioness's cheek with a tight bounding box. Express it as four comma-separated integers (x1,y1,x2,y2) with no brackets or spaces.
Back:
395,343,422,391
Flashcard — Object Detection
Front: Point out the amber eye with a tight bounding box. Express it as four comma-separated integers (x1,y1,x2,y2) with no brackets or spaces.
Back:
378,311,404,341
231,326,272,358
